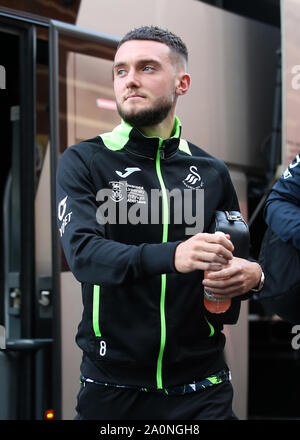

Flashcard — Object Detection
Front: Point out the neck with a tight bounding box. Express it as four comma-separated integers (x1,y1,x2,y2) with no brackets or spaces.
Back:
138,110,176,140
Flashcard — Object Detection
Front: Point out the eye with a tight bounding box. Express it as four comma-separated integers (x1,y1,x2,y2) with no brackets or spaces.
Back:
115,68,126,77
143,65,154,72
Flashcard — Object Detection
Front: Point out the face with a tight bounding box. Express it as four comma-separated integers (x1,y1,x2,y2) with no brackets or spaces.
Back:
113,40,183,127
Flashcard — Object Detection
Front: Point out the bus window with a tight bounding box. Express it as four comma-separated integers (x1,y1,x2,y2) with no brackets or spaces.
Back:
50,31,119,419
57,35,119,156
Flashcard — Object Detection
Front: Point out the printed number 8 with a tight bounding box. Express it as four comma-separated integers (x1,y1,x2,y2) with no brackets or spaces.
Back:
99,340,106,356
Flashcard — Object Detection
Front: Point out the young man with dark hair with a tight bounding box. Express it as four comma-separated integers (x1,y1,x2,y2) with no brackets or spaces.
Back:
57,25,263,420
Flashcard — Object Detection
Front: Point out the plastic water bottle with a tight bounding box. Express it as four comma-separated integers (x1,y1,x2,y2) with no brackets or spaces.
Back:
203,232,231,314
203,283,231,314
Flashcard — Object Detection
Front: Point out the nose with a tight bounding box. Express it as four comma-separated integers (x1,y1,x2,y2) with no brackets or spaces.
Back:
125,68,140,88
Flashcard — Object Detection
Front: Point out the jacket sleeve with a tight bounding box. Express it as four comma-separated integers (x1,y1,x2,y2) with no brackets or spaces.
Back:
56,145,178,286
264,155,300,250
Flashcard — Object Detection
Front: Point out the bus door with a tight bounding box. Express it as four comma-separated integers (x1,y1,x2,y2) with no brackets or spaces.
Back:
0,15,52,420
48,20,119,419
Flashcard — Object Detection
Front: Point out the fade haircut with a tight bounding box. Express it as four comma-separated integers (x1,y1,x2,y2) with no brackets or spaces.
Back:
117,25,188,66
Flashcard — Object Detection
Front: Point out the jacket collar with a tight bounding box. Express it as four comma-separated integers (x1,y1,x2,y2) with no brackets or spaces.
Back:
122,116,182,160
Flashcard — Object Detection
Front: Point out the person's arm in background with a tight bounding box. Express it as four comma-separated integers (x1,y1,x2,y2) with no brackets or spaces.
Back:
264,154,300,250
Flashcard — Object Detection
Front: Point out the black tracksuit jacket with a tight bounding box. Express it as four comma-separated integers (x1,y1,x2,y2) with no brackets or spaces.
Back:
56,116,242,390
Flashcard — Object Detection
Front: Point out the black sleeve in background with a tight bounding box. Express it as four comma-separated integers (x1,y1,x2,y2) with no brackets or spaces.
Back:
56,146,178,287
264,158,300,250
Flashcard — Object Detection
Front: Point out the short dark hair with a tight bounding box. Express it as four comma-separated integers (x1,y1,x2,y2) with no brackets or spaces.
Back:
117,25,188,65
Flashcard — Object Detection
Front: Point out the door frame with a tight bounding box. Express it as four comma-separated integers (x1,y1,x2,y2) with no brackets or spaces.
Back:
0,13,36,419
49,19,119,419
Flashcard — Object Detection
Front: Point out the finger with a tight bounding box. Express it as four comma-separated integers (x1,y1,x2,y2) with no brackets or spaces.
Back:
205,262,224,271
191,261,223,272
202,232,234,252
194,241,234,262
203,276,240,294
195,250,231,266
203,273,245,297
207,282,245,298
205,267,233,280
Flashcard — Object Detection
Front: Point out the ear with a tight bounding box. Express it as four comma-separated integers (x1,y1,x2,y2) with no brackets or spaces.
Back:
175,73,191,96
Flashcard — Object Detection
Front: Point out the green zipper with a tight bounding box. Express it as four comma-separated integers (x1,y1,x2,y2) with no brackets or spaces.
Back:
93,285,102,337
155,139,169,389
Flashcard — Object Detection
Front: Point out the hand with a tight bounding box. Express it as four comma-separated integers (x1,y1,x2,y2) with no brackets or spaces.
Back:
202,257,262,298
174,232,234,273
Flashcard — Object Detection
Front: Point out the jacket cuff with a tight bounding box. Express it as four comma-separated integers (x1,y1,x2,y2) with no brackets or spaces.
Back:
140,241,182,276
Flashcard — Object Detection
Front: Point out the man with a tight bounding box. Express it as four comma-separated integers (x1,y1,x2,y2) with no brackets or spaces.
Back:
56,26,263,420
